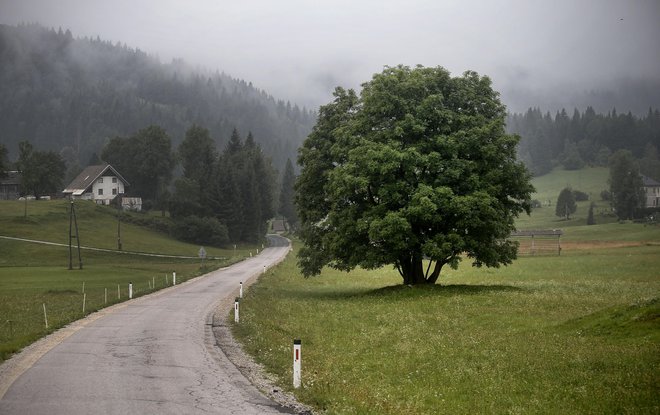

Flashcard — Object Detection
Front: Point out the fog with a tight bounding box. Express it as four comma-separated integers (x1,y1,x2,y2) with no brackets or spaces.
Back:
1,0,659,113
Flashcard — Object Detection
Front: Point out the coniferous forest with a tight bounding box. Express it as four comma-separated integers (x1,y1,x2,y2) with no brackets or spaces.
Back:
508,107,660,178
2,23,659,245
0,24,315,173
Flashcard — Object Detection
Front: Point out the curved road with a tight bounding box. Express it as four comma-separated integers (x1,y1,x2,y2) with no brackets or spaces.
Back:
0,235,293,414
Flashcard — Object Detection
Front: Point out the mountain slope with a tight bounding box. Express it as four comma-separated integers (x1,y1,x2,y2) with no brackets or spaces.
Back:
0,23,315,170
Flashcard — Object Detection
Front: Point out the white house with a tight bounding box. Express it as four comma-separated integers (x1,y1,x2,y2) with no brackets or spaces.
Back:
63,164,133,207
642,175,660,208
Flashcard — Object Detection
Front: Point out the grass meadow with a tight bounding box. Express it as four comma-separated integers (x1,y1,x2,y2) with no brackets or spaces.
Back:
0,199,257,361
232,167,660,414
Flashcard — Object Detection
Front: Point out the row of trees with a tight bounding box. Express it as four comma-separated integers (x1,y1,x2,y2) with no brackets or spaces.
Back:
1,123,296,246
101,124,294,245
508,106,660,177
168,126,276,244
554,150,648,222
0,141,66,198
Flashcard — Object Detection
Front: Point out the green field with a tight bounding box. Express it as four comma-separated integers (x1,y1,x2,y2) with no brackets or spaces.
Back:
232,167,660,414
0,199,259,361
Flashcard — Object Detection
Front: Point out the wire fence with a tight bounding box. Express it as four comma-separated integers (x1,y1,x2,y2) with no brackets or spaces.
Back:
0,271,200,346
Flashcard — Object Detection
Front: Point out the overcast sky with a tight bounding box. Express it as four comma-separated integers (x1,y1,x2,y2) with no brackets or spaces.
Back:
1,0,659,113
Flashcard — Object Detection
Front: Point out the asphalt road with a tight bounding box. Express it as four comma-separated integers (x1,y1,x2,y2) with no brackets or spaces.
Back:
0,235,293,414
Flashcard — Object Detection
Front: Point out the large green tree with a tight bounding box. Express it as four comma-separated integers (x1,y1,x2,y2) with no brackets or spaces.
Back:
609,150,644,220
296,65,534,285
101,125,175,204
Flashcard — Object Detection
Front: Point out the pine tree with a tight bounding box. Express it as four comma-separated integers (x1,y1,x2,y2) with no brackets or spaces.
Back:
587,202,596,225
555,187,577,220
279,158,297,228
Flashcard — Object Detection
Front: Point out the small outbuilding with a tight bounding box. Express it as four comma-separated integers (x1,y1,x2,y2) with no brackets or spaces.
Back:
0,171,21,200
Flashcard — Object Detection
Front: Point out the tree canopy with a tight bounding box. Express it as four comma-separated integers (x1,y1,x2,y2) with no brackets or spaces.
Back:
609,150,645,220
101,125,176,204
555,187,577,220
16,140,66,197
296,65,534,285
279,158,297,228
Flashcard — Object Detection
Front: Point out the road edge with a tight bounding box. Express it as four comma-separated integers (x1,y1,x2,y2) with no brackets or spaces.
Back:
209,236,314,415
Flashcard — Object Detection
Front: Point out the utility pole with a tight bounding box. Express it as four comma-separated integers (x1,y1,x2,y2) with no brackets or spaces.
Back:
117,190,122,250
68,200,82,270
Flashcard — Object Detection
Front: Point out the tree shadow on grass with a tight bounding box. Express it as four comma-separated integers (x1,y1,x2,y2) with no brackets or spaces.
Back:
286,283,525,301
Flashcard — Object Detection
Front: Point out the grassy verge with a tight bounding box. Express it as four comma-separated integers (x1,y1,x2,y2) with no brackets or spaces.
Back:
0,199,260,362
232,239,660,414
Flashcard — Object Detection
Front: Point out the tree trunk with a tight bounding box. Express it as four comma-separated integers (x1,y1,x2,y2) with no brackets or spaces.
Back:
399,253,431,285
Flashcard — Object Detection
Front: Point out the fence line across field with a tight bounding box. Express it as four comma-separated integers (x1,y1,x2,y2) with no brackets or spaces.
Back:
0,271,185,343
509,229,563,256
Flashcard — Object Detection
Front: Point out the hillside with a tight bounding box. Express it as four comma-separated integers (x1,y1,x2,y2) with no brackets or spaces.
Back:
0,23,315,171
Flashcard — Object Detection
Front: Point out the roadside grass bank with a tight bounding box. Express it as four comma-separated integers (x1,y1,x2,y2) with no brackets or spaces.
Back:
232,238,659,414
0,200,259,362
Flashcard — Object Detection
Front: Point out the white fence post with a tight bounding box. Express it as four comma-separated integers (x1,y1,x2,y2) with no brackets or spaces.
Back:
293,339,301,388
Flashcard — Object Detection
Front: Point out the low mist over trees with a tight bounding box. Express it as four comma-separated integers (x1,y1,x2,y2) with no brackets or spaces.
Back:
508,107,660,177
0,23,315,173
297,66,533,285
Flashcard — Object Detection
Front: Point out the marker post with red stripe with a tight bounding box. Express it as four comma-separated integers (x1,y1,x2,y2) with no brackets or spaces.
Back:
293,339,301,388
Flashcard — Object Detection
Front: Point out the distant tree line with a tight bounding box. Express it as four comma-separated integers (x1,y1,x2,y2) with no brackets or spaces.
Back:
1,124,297,246
0,23,315,177
508,106,660,179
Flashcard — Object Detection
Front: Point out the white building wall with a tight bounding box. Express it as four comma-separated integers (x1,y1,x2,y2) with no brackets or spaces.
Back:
91,176,125,204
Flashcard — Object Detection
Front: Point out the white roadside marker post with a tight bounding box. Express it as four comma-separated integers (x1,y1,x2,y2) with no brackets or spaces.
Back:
293,339,302,388
129,282,133,299
118,284,120,300
239,282,243,298
173,272,176,286
263,265,266,274
82,293,86,314
105,288,107,304
234,298,240,323
43,303,48,329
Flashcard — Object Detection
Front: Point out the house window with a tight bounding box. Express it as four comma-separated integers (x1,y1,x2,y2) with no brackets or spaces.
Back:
98,178,103,184
112,177,117,183
112,188,117,195
98,188,103,196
